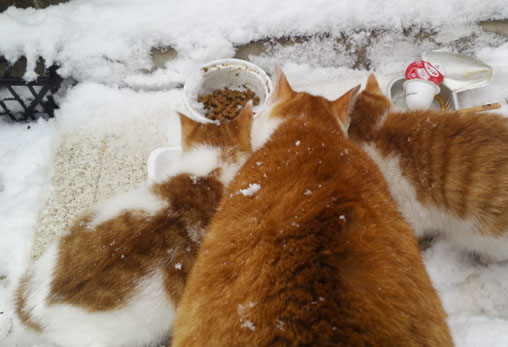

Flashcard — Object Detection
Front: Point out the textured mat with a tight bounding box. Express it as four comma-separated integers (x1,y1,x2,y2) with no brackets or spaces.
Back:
32,128,166,259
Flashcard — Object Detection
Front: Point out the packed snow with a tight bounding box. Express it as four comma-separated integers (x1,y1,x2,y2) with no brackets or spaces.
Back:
238,183,261,197
1,1,508,346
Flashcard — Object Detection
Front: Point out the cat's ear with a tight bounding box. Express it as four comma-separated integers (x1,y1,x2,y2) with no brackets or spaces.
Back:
233,102,254,130
178,112,200,151
331,85,361,133
365,73,383,95
232,103,254,152
271,65,295,101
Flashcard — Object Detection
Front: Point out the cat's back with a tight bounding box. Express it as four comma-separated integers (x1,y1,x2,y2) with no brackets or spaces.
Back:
375,110,508,234
378,110,508,153
173,117,452,346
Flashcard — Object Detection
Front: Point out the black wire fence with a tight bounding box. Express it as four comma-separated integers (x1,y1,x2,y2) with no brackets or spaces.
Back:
0,57,63,122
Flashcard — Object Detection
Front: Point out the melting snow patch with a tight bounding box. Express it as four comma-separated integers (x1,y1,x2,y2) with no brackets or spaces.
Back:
276,319,285,331
241,320,256,331
239,183,261,197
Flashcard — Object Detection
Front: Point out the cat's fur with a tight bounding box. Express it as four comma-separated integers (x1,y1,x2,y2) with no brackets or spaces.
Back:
172,72,452,346
349,73,508,262
14,107,253,347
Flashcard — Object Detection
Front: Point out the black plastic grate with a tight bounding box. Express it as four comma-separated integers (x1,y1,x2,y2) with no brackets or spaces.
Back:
0,58,63,122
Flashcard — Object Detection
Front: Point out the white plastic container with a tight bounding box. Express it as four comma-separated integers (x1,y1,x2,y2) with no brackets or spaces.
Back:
147,146,182,183
387,76,458,111
422,50,494,92
403,79,441,110
183,59,272,123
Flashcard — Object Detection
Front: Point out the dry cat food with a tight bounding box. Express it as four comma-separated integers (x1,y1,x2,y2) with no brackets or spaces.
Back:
198,87,260,121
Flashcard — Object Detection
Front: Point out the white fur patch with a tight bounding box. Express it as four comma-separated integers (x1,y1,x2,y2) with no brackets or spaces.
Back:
374,110,389,131
88,145,248,228
219,158,247,186
447,227,508,263
161,145,222,180
156,145,247,187
89,184,167,229
45,269,174,347
363,144,508,262
19,254,175,347
251,106,283,151
19,243,58,332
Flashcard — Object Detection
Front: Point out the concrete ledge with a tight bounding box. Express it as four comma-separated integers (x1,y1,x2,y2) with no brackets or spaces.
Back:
149,20,508,72
480,20,508,37
2,19,507,81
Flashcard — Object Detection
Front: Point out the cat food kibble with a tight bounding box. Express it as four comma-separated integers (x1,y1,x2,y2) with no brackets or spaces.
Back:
198,87,260,121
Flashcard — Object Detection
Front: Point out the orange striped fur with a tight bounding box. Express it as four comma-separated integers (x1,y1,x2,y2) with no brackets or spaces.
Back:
349,73,508,262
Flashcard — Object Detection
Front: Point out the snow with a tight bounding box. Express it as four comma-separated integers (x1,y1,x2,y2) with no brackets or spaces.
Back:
0,0,508,346
423,240,508,347
0,1,507,85
238,302,256,331
238,183,261,197
240,320,256,331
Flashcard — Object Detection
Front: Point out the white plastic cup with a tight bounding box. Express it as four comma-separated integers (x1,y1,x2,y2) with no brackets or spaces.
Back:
183,59,273,123
403,79,441,111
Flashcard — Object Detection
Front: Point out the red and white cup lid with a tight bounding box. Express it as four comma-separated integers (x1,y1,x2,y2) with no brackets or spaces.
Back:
405,60,444,85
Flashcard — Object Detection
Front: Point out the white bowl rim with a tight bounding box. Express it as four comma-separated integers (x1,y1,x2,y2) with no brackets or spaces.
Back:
386,75,460,110
403,79,441,94
183,58,273,124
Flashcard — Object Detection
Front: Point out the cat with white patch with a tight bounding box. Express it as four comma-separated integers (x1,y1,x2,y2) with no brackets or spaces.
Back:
14,107,253,347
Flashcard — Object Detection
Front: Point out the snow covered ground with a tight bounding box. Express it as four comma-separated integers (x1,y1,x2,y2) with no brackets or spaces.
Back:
1,1,508,346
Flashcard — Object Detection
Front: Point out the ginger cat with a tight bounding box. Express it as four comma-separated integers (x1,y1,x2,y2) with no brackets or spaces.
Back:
14,107,253,347
172,72,452,346
349,73,508,262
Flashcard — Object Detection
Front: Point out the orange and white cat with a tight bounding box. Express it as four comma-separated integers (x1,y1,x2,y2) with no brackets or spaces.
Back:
172,72,452,346
14,107,253,347
349,73,508,262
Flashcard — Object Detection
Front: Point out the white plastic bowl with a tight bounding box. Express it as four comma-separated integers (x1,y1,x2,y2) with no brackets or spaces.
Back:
403,79,441,111
183,59,273,123
147,146,182,183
